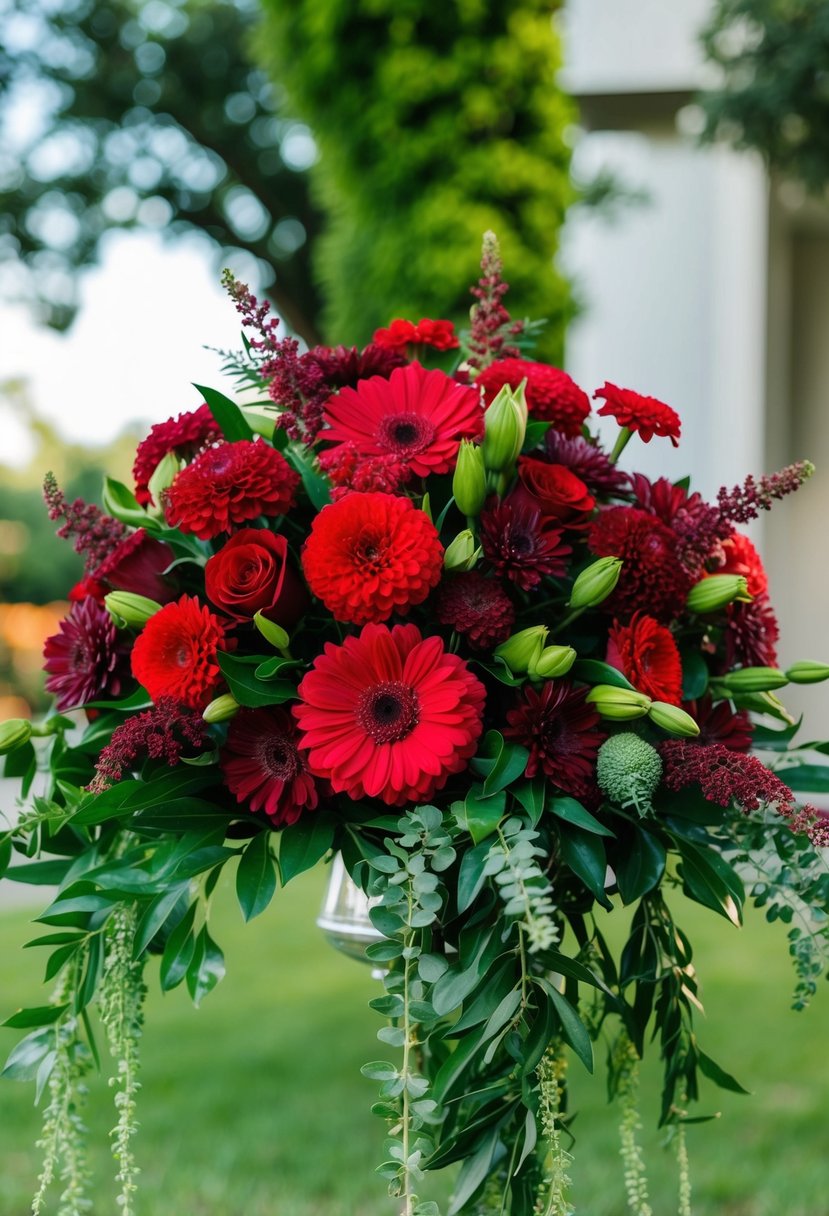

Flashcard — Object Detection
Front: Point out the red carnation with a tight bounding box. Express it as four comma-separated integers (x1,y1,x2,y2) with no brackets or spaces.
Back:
133,403,220,506
294,623,485,806
221,708,318,826
718,532,768,598
93,528,176,603
302,492,444,625
505,680,605,799
476,359,591,437
513,457,595,525
130,594,229,709
44,598,128,711
480,499,571,591
589,506,691,622
437,573,515,651
373,318,459,352
205,528,308,626
165,440,299,540
594,382,681,447
607,613,683,704
321,362,483,478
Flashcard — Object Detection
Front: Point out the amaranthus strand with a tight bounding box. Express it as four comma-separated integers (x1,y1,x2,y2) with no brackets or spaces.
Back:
675,1087,692,1216
534,1041,572,1216
614,1031,652,1216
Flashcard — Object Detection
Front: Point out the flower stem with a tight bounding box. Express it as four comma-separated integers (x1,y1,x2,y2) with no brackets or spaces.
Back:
609,426,632,464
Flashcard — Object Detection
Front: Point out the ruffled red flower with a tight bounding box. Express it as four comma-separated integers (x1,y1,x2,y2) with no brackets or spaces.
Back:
302,492,444,625
69,576,108,604
632,474,729,579
307,342,406,387
44,598,128,711
505,680,605,799
317,442,411,499
437,573,515,651
221,707,318,826
545,432,631,496
513,457,595,525
93,528,176,603
718,532,768,598
589,506,691,622
165,440,299,540
294,623,485,806
594,382,681,446
684,695,752,752
133,403,220,506
480,499,571,591
373,318,459,351
322,362,483,477
725,596,780,668
130,594,229,709
607,612,683,704
476,359,591,437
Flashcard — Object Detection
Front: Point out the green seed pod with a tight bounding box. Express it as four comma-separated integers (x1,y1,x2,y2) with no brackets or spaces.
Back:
648,701,700,737
568,557,623,611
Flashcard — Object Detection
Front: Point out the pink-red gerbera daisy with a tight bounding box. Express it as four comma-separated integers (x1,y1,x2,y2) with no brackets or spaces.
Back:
321,362,483,477
130,594,229,709
505,680,605,799
132,403,221,506
302,492,444,625
43,598,128,710
588,506,691,622
221,707,318,826
436,572,515,651
606,612,683,704
594,382,681,447
476,359,591,437
165,440,299,540
294,623,486,806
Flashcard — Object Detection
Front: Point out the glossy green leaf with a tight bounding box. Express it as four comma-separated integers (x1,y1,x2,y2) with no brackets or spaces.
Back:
778,764,829,792
236,832,277,921
557,823,611,909
696,1046,750,1094
456,786,505,845
470,731,530,796
448,1124,499,1215
133,884,190,959
218,651,297,707
3,1004,68,1029
431,1027,487,1102
681,649,709,700
195,382,254,441
279,815,334,885
540,979,594,1073
511,776,546,825
285,439,331,509
456,839,492,913
676,839,744,926
572,659,635,691
550,796,615,837
159,903,197,991
186,925,226,1007
613,825,667,904
1,1028,54,1082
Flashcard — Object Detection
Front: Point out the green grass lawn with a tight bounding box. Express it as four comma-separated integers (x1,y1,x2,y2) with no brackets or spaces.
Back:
1,868,827,1216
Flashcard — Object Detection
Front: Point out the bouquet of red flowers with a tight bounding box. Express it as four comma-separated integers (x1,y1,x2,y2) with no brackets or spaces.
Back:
2,235,828,1216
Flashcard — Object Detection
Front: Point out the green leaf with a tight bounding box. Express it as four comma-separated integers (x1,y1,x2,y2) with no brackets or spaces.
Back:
675,838,744,926
751,720,803,750
159,903,197,991
681,649,709,701
613,825,667,904
557,824,611,908
696,1046,750,1095
3,1004,68,1029
456,839,491,914
5,858,73,886
778,763,829,792
470,731,529,796
572,659,635,691
186,926,226,1007
218,651,297,707
279,816,334,884
360,1060,398,1081
195,382,254,441
1,1029,54,1082
539,979,594,1073
133,884,190,958
523,419,552,449
511,776,546,826
432,961,485,1018
448,1124,499,1215
549,796,615,837
456,786,505,845
285,440,331,509
236,832,278,921
101,476,148,528
521,987,557,1077
431,1027,487,1102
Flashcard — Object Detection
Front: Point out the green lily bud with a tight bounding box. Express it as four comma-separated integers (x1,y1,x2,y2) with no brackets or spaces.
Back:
452,440,487,517
585,685,652,720
105,591,162,627
482,382,527,472
568,557,623,611
686,573,751,614
529,645,577,680
494,625,549,674
443,529,480,571
0,718,33,755
785,661,829,685
718,666,788,693
146,451,184,517
648,701,701,737
202,694,240,724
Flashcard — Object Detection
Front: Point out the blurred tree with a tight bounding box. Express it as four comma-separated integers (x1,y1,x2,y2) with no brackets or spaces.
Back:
251,1,575,358
700,0,829,191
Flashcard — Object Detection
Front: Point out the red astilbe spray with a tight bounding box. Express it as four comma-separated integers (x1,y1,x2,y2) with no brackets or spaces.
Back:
717,460,815,524
87,697,209,794
43,472,128,572
466,231,525,370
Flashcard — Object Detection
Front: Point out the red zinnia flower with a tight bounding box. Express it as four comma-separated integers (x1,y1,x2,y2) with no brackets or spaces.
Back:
718,532,768,598
437,572,515,651
594,382,681,446
44,598,128,711
505,680,605,799
321,362,483,477
302,492,444,625
165,440,299,540
221,708,318,826
607,613,683,704
373,318,459,351
317,442,411,498
294,623,486,806
130,594,229,709
133,403,221,506
476,359,591,437
589,506,691,621
480,499,571,591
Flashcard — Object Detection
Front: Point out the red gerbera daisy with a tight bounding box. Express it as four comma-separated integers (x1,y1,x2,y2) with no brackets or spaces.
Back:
718,532,768,598
606,612,683,704
130,594,229,709
294,623,486,806
221,707,318,826
321,362,483,477
505,680,605,799
476,359,591,437
588,506,692,622
43,598,128,711
165,440,299,540
133,403,221,506
437,572,515,651
594,382,681,446
480,499,571,591
301,492,444,625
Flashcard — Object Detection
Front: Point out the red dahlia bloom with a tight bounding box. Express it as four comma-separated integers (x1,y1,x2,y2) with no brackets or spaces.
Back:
718,532,768,598
589,506,691,622
43,598,128,711
373,318,459,351
294,623,486,806
221,707,318,826
632,474,730,579
165,440,299,540
132,403,220,506
437,573,515,651
606,613,683,704
302,492,444,625
93,528,176,603
317,442,411,498
480,499,571,591
505,680,605,799
476,359,591,437
130,594,229,709
322,362,483,477
594,382,681,446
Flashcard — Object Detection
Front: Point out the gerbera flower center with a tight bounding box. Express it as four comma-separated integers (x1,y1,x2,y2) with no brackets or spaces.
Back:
257,734,299,782
378,413,435,457
357,680,420,744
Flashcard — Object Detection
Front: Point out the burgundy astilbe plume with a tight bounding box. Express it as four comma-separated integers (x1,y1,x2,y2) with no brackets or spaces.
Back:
43,472,127,572
87,697,209,794
717,460,815,524
466,231,525,370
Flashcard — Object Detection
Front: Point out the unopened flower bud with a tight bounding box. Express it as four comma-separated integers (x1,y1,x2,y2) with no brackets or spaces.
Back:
105,591,162,627
452,440,487,516
0,718,33,754
648,701,700,737
494,625,549,674
529,645,577,680
686,574,751,614
719,666,788,693
568,557,623,611
785,661,829,685
146,451,184,517
482,382,527,472
443,529,480,571
585,685,652,720
202,694,240,724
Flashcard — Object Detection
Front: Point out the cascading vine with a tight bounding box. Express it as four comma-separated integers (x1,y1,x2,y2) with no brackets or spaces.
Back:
534,1042,572,1216
612,1031,652,1216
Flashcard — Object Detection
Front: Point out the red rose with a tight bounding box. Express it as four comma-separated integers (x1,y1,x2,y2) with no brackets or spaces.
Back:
205,529,308,627
512,457,595,524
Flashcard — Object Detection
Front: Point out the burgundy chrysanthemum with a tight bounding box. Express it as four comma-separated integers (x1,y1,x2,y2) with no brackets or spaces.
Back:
595,382,681,446
132,404,221,506
294,623,486,806
436,573,515,651
130,595,229,709
684,695,752,752
306,342,406,388
725,596,780,668
43,598,128,711
302,492,444,625
545,432,631,496
165,441,299,540
92,528,176,603
476,359,591,437
588,506,692,621
606,613,683,704
221,707,318,826
505,680,605,799
87,697,209,793
480,499,571,591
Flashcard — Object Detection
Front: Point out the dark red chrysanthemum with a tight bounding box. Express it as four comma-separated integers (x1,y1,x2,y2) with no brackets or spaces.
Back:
505,680,605,799
436,572,515,651
684,695,752,752
165,440,299,540
130,594,229,709
43,598,128,711
606,613,683,704
594,382,681,446
88,697,209,793
373,318,459,351
718,532,768,598
322,362,483,477
480,499,571,591
302,492,444,625
307,342,406,389
221,707,318,826
133,404,221,506
631,474,730,579
93,528,176,603
588,506,691,621
725,595,780,668
476,359,591,437
545,432,631,496
294,623,486,805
